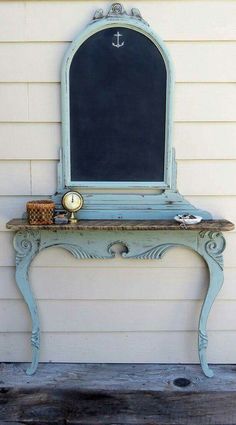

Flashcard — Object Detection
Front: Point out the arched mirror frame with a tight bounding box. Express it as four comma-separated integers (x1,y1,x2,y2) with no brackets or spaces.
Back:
59,4,175,191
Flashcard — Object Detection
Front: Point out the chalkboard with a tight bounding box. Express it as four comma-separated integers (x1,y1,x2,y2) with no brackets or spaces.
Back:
69,27,167,182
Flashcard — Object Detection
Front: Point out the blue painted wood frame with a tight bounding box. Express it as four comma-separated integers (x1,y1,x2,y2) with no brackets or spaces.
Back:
53,2,212,220
60,5,174,190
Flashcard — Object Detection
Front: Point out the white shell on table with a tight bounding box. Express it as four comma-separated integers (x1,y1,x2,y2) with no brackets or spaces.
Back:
174,215,202,225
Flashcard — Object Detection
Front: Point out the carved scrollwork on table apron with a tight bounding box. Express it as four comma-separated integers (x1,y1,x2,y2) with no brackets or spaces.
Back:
14,230,41,266
198,231,226,269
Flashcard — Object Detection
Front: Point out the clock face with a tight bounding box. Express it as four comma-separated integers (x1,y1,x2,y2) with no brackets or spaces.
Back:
62,191,83,212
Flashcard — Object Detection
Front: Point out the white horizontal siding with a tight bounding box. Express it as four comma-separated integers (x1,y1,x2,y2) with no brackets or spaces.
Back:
2,331,236,364
1,159,236,196
177,160,236,196
0,2,25,42
2,266,236,301
175,123,236,159
1,122,236,160
0,83,28,121
0,43,67,83
31,160,57,195
175,84,236,122
0,83,236,123
0,123,60,160
0,42,235,83
28,83,61,122
2,299,236,332
0,161,31,195
0,196,47,231
0,0,235,364
186,196,236,226
1,1,235,42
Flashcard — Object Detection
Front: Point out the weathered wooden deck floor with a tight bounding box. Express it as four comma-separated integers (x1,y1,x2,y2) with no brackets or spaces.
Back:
1,363,236,425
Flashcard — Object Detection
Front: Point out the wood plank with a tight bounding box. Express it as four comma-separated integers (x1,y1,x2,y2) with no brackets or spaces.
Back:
3,362,236,391
1,387,236,424
6,218,234,231
1,364,236,424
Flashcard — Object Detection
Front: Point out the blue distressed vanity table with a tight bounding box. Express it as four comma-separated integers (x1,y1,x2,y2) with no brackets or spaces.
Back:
6,218,234,377
6,3,235,377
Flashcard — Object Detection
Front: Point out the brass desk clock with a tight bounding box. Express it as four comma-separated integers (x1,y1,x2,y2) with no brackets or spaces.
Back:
61,191,83,223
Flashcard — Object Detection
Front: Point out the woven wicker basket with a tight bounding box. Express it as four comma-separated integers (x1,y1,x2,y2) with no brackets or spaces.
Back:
27,200,55,225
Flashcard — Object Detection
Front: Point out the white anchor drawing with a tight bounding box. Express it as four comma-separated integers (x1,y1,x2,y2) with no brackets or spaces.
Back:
112,31,124,48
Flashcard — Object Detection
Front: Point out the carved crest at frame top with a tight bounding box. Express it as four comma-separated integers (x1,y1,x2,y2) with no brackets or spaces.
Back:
93,3,148,24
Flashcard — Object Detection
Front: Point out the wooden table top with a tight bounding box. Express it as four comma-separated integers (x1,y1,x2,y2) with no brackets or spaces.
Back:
6,219,235,232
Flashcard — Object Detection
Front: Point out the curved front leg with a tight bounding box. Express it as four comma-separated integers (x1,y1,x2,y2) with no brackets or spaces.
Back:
14,230,41,375
197,231,225,377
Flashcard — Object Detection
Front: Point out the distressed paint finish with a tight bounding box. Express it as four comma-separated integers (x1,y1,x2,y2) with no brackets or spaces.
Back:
10,220,232,377
7,218,234,232
60,3,174,190
55,3,212,220
13,230,40,376
5,3,234,380
197,231,226,377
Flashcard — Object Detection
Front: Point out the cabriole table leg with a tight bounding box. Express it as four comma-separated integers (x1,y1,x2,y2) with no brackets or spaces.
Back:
14,230,41,375
197,231,225,377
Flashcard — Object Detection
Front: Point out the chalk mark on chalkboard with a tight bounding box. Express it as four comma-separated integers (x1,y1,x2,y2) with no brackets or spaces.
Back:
112,31,124,48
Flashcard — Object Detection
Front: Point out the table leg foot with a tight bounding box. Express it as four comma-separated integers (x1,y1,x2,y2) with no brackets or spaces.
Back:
26,328,40,375
198,330,214,377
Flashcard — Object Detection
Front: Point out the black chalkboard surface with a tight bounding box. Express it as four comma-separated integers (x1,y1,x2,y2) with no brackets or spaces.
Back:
69,27,167,182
